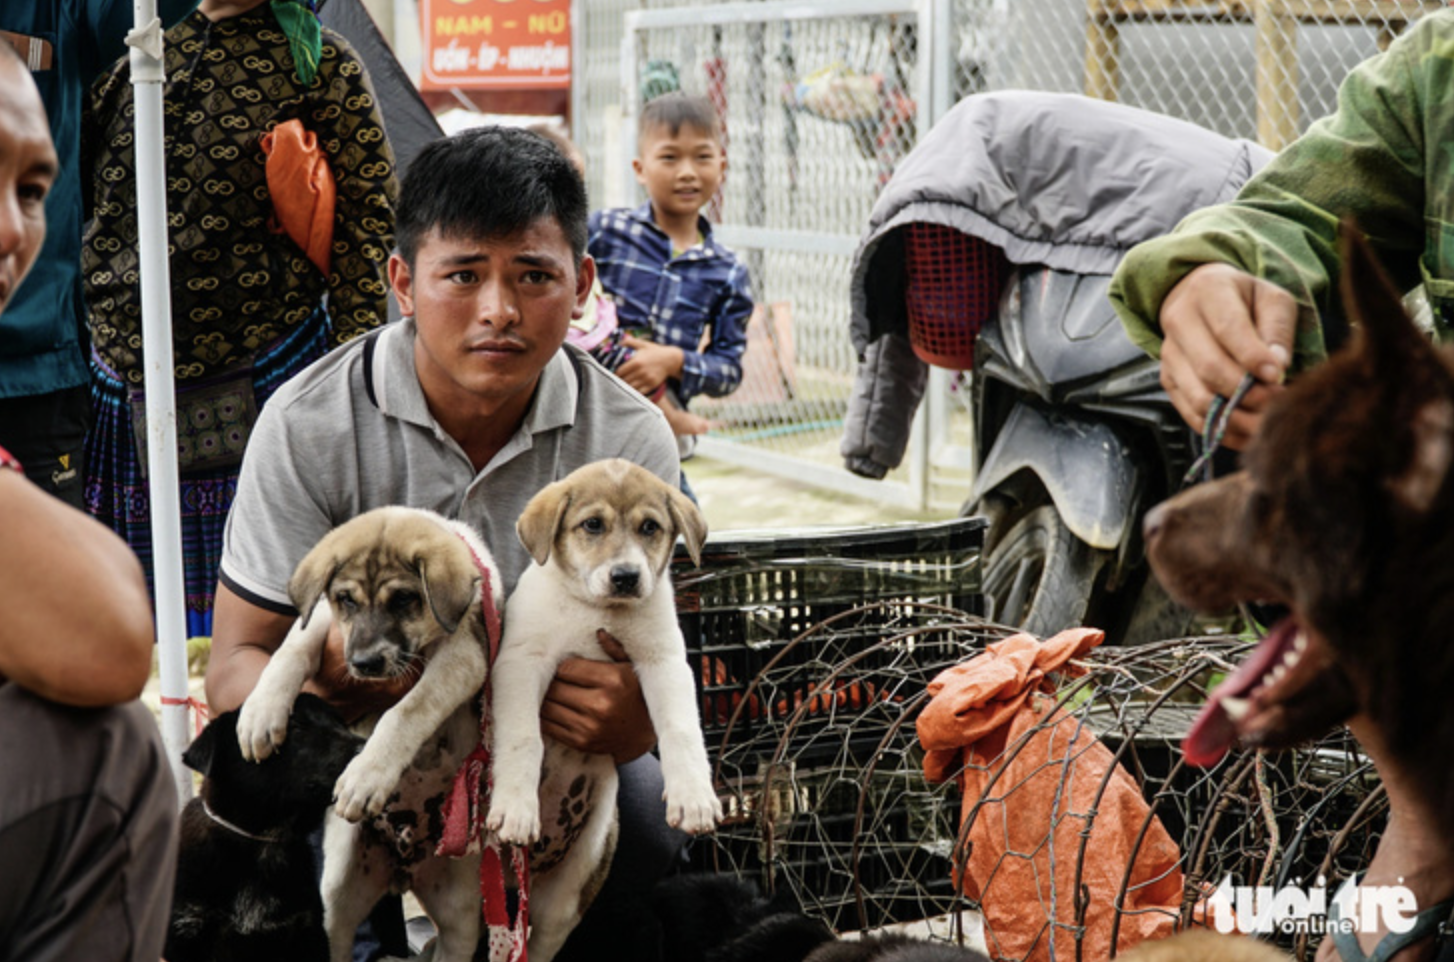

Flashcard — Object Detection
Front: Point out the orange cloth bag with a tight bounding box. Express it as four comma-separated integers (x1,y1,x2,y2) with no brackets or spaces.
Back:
918,628,1185,961
259,118,335,275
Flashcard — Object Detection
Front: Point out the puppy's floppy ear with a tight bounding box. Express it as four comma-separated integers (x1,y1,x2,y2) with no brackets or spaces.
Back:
517,481,572,566
665,485,707,567
289,549,339,628
417,547,480,635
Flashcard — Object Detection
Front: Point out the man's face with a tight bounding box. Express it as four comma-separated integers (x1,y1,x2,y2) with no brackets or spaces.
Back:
632,122,725,223
389,216,594,418
0,57,57,318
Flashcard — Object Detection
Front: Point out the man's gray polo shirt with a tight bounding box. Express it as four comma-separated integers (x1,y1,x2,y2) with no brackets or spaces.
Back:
219,319,680,612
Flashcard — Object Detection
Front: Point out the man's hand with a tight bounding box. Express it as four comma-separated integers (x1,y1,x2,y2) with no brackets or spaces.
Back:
1159,262,1297,450
616,337,685,396
541,629,657,764
309,621,417,725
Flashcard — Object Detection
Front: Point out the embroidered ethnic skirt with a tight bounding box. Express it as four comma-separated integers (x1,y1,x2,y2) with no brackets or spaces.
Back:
84,307,330,638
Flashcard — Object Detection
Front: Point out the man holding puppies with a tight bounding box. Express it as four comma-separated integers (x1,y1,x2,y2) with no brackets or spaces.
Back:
207,126,685,959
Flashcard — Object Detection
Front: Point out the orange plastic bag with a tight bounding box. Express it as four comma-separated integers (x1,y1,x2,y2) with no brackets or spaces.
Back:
259,119,335,275
918,629,1185,960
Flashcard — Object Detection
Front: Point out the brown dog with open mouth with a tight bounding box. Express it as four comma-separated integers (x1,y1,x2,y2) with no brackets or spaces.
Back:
1143,228,1454,962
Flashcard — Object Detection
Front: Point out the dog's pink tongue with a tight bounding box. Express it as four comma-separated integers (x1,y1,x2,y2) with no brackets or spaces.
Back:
1182,622,1294,767
1183,702,1238,768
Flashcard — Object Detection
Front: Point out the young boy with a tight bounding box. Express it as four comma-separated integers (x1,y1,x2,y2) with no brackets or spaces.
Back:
587,93,754,463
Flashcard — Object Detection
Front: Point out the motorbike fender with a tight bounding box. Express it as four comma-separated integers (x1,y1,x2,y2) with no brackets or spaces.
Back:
970,405,1140,551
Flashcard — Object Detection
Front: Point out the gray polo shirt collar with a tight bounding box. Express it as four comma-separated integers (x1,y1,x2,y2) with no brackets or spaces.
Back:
370,319,580,452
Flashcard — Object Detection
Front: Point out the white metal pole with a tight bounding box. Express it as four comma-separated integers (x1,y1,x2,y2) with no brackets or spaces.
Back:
619,12,640,209
127,1,192,801
907,0,941,512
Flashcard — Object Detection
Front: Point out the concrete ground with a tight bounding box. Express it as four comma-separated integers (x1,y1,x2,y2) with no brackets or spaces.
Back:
687,452,950,533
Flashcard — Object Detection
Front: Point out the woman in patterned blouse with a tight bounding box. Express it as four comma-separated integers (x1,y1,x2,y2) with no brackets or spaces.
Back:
80,0,398,637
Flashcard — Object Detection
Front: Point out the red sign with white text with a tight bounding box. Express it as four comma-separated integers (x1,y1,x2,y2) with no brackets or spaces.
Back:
420,0,571,91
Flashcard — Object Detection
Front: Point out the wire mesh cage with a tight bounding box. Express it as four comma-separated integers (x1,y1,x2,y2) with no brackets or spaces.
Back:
692,602,1013,934
687,619,1384,961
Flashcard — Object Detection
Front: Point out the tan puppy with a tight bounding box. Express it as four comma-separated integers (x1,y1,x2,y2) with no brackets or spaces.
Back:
486,458,723,962
1116,930,1291,961
236,506,504,962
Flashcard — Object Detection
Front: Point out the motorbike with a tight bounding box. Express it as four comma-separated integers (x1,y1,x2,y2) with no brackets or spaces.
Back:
964,266,1197,644
843,90,1273,645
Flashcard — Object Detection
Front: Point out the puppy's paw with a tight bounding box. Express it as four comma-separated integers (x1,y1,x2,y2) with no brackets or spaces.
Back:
235,690,293,762
485,791,541,845
333,754,403,822
664,782,723,835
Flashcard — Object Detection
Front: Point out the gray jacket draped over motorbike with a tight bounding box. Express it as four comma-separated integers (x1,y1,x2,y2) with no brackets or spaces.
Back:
842,90,1271,478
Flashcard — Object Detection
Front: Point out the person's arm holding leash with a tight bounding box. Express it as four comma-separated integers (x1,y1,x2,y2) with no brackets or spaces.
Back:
1155,264,1297,450
0,462,153,706
1110,12,1433,448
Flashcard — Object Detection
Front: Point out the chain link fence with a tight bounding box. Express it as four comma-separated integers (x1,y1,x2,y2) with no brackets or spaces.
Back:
573,0,1445,511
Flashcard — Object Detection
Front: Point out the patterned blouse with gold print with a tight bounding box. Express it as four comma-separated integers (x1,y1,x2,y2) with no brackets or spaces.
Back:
81,5,397,386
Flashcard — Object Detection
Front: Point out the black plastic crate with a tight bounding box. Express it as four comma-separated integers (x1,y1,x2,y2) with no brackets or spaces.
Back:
672,517,987,752
668,519,989,930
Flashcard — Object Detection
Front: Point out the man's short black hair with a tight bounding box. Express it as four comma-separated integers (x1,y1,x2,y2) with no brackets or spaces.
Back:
396,125,588,267
638,93,722,146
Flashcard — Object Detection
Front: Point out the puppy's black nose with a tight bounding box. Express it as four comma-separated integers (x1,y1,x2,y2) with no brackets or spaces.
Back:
350,654,388,678
610,566,640,594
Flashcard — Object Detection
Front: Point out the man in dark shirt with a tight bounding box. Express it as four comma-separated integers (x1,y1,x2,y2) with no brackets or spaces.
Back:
0,0,196,505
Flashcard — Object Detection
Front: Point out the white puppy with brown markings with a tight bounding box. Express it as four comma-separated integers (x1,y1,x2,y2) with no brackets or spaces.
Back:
486,458,723,962
235,506,503,962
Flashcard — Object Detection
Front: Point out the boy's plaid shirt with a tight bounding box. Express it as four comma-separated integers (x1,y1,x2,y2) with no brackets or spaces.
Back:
588,204,753,402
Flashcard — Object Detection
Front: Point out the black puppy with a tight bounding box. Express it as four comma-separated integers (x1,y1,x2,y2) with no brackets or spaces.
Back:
651,871,836,962
165,692,363,962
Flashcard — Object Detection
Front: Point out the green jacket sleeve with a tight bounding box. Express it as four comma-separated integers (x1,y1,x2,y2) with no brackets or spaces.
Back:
1109,10,1450,371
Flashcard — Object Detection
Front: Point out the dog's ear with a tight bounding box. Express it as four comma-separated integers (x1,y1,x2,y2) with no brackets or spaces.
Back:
417,548,479,634
289,550,339,628
1339,222,1432,373
1340,222,1454,512
665,484,708,567
1389,397,1454,512
517,481,572,566
183,721,220,777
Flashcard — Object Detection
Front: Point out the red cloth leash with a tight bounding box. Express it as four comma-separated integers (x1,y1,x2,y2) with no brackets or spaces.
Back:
436,537,529,962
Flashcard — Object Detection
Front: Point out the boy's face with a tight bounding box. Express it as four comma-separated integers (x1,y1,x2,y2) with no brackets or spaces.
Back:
389,216,594,420
632,122,725,223
0,56,57,319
